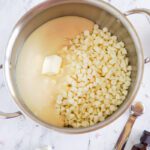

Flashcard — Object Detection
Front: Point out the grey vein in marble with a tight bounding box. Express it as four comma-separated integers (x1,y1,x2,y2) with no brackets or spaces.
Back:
0,83,5,89
145,15,150,25
87,139,91,150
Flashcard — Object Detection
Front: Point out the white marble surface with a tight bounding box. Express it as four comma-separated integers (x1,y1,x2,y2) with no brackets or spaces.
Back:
0,0,150,150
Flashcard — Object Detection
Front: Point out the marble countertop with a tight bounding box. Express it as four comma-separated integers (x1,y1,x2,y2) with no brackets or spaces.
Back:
0,0,150,150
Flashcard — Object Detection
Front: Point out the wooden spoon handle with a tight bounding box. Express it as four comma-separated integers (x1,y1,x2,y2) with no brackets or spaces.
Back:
115,115,137,150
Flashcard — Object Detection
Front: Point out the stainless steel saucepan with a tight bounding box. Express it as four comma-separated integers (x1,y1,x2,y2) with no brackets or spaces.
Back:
0,0,150,134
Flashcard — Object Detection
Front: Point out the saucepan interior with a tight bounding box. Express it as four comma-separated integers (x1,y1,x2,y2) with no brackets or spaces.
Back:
4,0,143,133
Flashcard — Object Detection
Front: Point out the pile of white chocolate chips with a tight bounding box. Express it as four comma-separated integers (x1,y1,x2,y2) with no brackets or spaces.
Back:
56,24,132,128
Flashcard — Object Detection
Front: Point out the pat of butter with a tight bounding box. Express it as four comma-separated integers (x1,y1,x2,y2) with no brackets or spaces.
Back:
42,55,62,75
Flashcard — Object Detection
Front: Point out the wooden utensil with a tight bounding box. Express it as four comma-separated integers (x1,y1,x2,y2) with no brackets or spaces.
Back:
115,102,144,150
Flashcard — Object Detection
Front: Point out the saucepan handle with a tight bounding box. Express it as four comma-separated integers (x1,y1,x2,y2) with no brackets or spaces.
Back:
124,8,150,64
0,64,22,119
